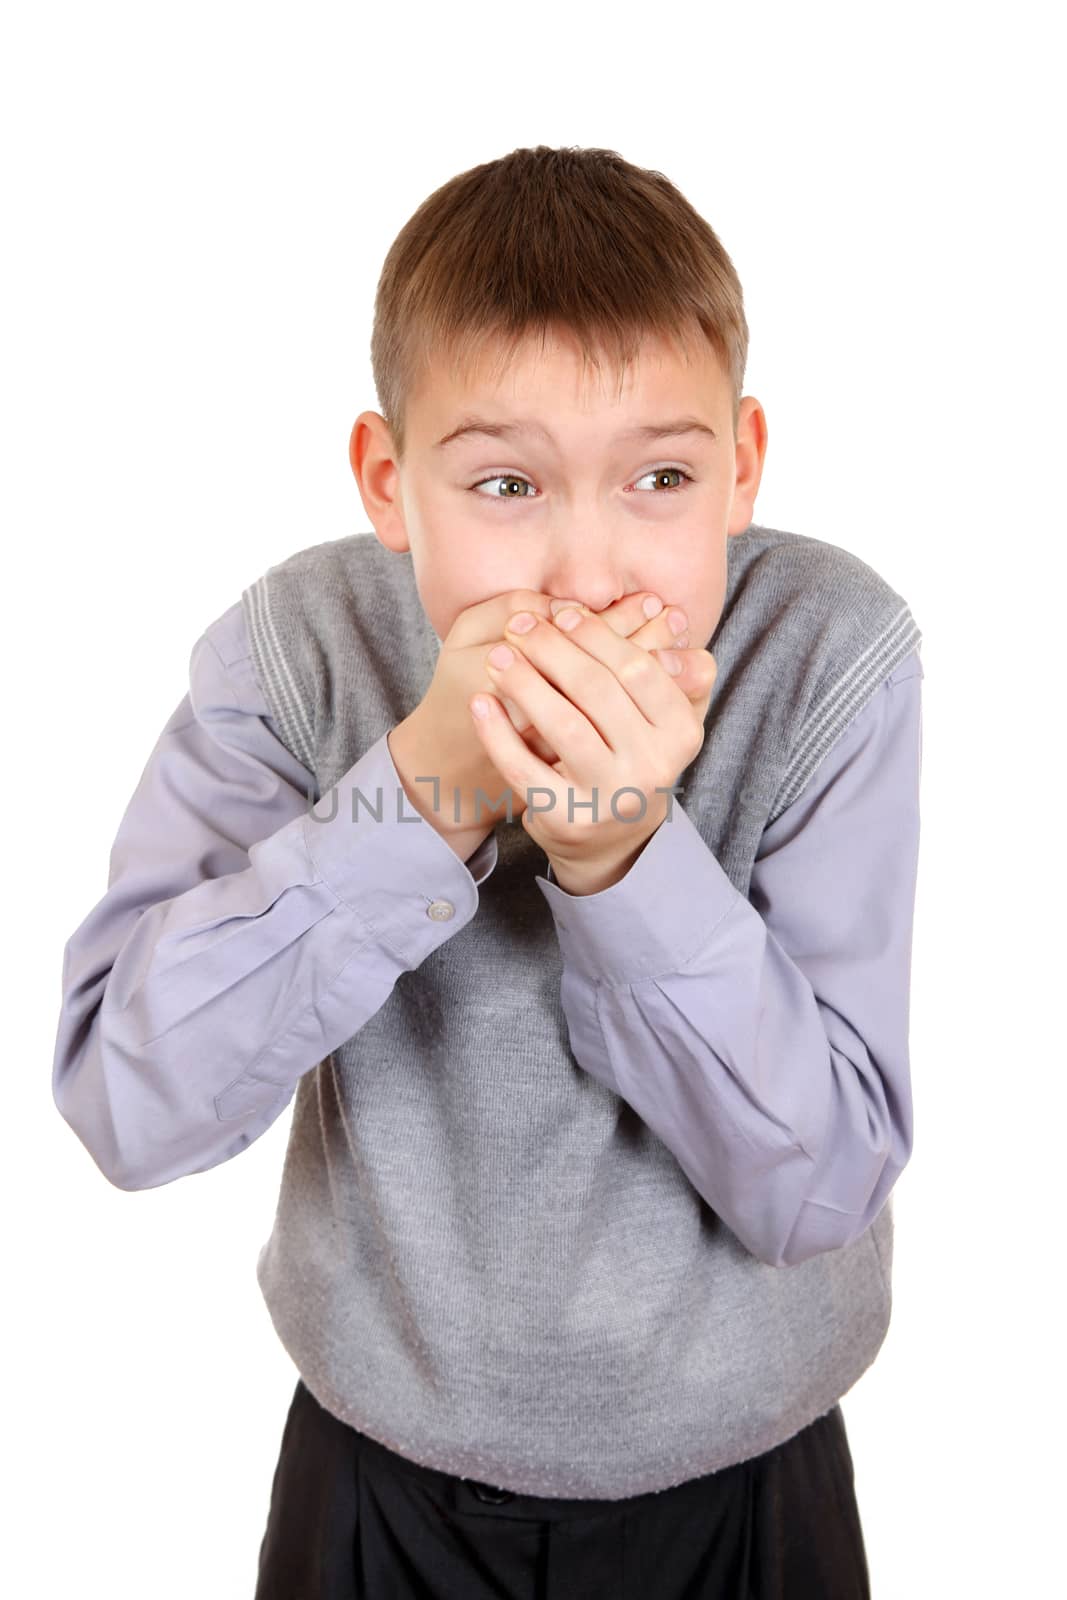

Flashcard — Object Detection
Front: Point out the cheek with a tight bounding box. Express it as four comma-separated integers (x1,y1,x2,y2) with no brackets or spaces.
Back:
660,552,727,642
448,548,544,615
697,568,729,645
421,563,503,642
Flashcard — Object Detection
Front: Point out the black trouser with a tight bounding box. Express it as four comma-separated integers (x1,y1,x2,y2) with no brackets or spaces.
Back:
254,1378,871,1598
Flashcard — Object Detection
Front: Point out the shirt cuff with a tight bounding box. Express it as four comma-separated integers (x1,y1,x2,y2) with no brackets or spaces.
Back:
534,800,741,984
465,829,498,885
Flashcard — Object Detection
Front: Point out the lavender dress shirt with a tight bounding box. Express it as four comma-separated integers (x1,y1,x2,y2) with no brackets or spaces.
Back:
52,599,924,1234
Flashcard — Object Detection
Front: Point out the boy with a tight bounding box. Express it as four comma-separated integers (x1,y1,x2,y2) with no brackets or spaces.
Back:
53,145,922,1597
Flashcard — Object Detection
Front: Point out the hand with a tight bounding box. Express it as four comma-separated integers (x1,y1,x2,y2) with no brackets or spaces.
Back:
495,593,711,763
390,590,697,843
389,588,562,844
469,601,718,892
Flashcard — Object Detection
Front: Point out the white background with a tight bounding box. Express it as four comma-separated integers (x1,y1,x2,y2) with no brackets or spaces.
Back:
5,2,1063,1594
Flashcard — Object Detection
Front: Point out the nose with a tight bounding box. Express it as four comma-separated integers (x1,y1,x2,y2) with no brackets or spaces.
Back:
542,535,632,615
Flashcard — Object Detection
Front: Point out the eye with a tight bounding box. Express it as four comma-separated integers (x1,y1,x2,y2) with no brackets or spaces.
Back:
631,468,694,495
470,474,538,500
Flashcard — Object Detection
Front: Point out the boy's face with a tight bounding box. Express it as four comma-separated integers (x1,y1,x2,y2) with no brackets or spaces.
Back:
351,326,767,650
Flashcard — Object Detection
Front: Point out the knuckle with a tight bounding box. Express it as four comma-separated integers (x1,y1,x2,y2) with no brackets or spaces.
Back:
619,651,654,687
559,709,585,746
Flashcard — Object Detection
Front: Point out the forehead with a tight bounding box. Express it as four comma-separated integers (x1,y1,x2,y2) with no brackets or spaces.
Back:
413,326,726,436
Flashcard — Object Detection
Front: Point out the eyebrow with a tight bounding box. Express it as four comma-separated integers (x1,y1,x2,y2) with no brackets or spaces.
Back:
434,415,717,450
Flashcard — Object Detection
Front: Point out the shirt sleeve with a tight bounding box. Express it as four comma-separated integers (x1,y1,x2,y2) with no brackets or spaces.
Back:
534,650,924,1269
51,600,499,1193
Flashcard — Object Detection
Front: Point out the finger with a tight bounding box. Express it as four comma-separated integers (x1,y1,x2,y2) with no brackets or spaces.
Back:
552,592,665,641
501,695,561,765
503,596,664,733
453,588,675,649
450,588,561,649
464,591,688,748
555,597,709,720
517,712,560,765
500,606,707,739
485,637,608,782
469,690,563,794
502,694,529,730
559,595,695,674
655,647,719,722
637,608,691,655
505,617,687,725
503,609,693,755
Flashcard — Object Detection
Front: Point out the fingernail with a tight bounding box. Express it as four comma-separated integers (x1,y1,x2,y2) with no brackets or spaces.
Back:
488,644,514,669
668,609,688,637
506,611,537,634
657,649,684,676
550,598,584,617
643,595,664,619
555,608,582,632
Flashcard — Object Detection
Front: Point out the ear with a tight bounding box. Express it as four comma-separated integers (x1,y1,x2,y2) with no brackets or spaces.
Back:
727,397,769,537
348,411,410,553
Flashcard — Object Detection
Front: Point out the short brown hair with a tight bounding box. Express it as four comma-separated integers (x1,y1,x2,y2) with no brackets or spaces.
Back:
370,144,749,463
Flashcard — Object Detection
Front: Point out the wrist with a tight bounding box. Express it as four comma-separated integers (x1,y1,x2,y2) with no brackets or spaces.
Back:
547,831,657,896
387,718,506,844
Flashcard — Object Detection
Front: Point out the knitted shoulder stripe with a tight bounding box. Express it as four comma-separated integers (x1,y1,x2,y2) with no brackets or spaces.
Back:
768,603,923,824
241,573,316,771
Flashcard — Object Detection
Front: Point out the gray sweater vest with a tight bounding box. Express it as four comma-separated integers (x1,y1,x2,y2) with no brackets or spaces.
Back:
241,521,921,1498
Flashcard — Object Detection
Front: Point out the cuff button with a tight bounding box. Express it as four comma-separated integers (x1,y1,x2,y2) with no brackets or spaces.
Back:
427,899,455,921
